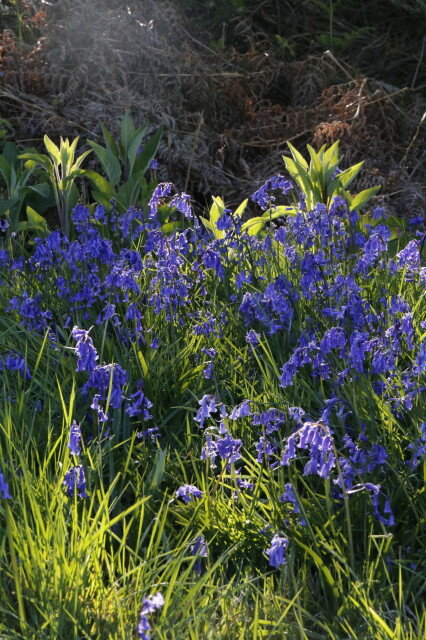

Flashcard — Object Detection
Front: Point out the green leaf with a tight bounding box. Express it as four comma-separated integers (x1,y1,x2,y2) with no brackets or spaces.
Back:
306,144,322,175
287,141,309,170
126,123,149,175
43,135,61,164
241,216,265,236
26,183,51,198
25,205,49,233
84,169,116,201
335,161,364,189
349,185,381,211
132,127,163,177
100,122,119,158
234,198,248,217
116,171,143,211
19,152,52,173
119,112,136,153
88,141,122,186
162,220,186,234
0,196,20,215
0,155,12,187
209,196,226,239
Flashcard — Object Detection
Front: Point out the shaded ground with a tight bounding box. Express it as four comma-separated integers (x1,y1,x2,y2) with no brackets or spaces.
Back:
0,0,425,216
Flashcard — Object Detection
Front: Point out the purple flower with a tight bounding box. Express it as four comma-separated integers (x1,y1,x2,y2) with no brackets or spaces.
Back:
63,465,87,498
68,420,82,456
246,329,260,345
137,593,164,640
126,383,153,419
265,533,289,568
229,400,251,420
1,352,31,380
71,326,98,373
251,175,293,209
0,469,12,499
190,535,208,575
175,484,203,504
194,395,219,428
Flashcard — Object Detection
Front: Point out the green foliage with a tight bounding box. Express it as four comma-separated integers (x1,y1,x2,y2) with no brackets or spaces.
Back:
283,140,381,211
0,141,52,236
86,113,162,213
19,136,91,236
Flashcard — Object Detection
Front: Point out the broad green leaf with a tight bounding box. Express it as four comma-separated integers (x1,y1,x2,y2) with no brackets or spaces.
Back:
43,135,61,164
120,112,136,153
132,127,163,177
335,161,364,189
323,139,340,166
200,217,213,231
261,206,297,220
287,141,309,169
161,221,186,234
234,198,248,217
127,124,149,176
0,196,19,215
84,169,116,200
19,152,52,172
209,196,226,239
0,155,12,187
100,122,119,157
349,185,381,211
71,148,92,172
88,141,122,186
241,216,265,236
307,144,322,175
25,205,49,233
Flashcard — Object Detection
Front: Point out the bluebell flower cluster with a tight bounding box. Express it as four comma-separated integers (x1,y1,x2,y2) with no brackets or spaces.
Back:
63,465,87,498
0,469,12,499
137,592,164,640
175,484,203,504
68,420,82,456
190,535,208,575
265,533,289,568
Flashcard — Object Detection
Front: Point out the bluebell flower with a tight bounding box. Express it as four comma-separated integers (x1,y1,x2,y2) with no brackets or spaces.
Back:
137,593,164,640
216,211,233,231
71,326,98,373
1,352,31,380
229,400,251,420
265,533,289,568
175,484,203,504
347,483,395,526
407,422,426,469
125,383,153,419
68,420,82,456
0,469,12,499
63,465,87,498
251,175,293,209
82,363,127,409
190,535,208,575
194,395,220,428
414,340,426,375
397,240,420,274
245,329,260,345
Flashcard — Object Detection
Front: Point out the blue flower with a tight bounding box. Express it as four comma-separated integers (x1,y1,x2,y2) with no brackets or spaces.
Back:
63,465,87,498
265,533,289,568
0,469,12,499
190,535,208,575
175,484,203,504
137,593,164,640
71,326,98,373
68,420,82,456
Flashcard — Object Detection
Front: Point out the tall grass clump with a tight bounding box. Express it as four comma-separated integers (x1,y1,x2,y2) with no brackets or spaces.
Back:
0,141,425,639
